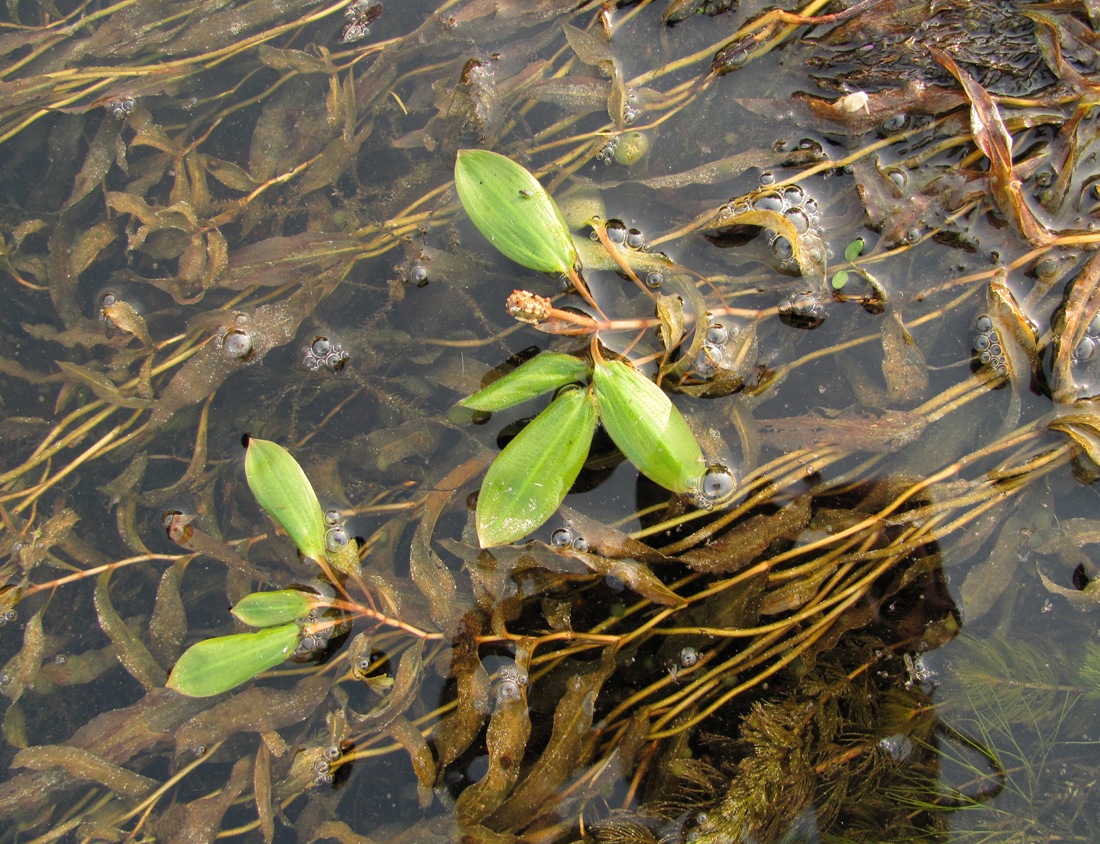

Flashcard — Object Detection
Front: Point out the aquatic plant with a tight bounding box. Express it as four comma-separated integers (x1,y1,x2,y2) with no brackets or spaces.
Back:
1,0,1100,841
167,438,355,697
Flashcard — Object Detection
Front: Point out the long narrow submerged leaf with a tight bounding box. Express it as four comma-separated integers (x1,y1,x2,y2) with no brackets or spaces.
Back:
477,387,597,547
167,623,300,698
454,149,578,275
593,360,705,493
460,353,591,411
244,438,327,563
232,589,315,628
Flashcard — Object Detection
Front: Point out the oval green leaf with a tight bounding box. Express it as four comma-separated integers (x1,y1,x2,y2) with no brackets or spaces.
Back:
244,437,327,564
232,588,316,628
454,149,578,275
477,387,597,548
593,360,705,493
460,353,591,411
844,237,865,262
166,623,300,698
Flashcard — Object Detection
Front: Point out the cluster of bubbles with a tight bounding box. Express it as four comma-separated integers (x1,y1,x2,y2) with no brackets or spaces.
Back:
691,321,736,379
217,314,254,360
105,97,136,119
303,336,349,373
678,647,699,668
0,610,17,627
878,733,914,763
972,314,1008,375
595,130,648,165
686,464,738,511
323,509,350,553
311,744,347,787
495,664,529,705
777,290,827,329
340,0,381,43
593,219,647,251
719,181,827,276
550,523,589,553
292,605,348,663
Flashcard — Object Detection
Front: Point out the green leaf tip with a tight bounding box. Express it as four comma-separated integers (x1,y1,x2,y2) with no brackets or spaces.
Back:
232,588,316,628
476,386,597,547
460,353,591,412
454,149,579,276
166,623,300,697
244,437,327,564
593,360,705,494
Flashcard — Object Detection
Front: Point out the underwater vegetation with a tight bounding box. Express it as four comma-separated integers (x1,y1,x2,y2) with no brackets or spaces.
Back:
1,0,1100,841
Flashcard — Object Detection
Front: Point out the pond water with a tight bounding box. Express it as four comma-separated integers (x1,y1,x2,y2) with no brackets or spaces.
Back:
1,0,1099,841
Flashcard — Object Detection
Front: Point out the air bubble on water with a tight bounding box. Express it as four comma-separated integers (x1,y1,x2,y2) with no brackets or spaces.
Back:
572,536,590,553
221,328,253,360
645,271,664,289
324,745,342,761
679,647,699,668
770,234,794,262
753,192,784,214
324,510,342,527
700,465,736,504
550,527,574,547
1075,337,1096,362
410,264,429,286
759,171,775,186
974,314,994,333
881,113,910,134
626,228,645,250
311,337,332,357
605,219,628,245
325,527,350,552
706,323,730,345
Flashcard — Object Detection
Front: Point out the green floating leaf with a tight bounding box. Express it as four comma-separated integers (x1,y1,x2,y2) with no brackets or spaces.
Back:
477,387,597,548
232,588,316,628
460,353,591,411
593,359,705,493
844,237,865,262
166,623,299,698
245,437,327,564
831,269,849,290
454,149,579,275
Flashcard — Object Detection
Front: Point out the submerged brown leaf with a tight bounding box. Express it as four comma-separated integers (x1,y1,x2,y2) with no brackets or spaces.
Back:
13,745,158,799
932,48,1054,246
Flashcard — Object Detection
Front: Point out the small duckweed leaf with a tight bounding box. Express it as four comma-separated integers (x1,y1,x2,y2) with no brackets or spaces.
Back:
454,149,578,275
477,387,597,547
244,438,327,564
844,238,864,262
460,353,591,411
593,359,705,493
831,269,849,290
167,623,300,698
232,589,316,628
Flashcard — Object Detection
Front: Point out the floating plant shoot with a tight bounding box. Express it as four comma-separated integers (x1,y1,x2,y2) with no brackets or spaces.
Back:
168,440,357,697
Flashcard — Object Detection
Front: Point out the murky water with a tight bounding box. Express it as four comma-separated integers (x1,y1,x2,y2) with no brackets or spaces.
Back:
0,0,1099,841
